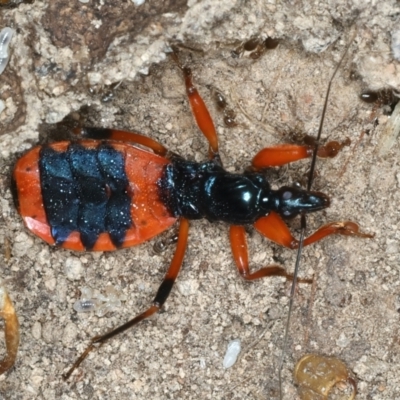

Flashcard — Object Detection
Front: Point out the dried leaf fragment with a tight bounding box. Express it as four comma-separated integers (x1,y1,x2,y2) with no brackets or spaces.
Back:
0,281,19,374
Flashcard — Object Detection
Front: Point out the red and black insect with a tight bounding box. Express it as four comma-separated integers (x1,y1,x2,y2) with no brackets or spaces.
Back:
11,50,372,379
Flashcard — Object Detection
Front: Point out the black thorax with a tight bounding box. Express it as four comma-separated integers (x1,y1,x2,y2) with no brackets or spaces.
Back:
158,158,275,225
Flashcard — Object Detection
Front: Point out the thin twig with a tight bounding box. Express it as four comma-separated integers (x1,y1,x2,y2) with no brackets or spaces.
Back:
278,36,355,400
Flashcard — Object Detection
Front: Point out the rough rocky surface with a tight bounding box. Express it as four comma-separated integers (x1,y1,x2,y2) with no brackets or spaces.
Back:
0,0,400,399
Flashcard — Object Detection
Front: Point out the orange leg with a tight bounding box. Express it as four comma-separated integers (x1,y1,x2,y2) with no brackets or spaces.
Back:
74,127,169,156
253,212,373,249
171,50,219,161
229,225,294,280
63,218,190,380
252,141,347,169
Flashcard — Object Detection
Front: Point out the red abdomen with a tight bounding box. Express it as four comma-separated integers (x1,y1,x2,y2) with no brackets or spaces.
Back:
12,140,177,251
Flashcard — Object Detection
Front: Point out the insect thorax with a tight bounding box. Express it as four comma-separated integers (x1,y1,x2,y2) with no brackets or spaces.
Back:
158,158,275,225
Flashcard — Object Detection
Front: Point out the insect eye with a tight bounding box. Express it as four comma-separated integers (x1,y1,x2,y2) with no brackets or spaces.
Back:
282,209,298,219
282,191,292,200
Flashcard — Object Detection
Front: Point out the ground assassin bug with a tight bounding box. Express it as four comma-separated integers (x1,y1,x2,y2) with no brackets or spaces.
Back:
11,48,373,380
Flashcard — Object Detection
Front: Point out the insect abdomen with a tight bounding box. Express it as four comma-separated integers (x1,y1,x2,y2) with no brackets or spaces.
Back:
39,142,132,249
12,140,176,251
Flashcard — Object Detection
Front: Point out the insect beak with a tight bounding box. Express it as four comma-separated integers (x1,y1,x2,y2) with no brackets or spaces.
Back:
306,191,330,212
275,187,330,218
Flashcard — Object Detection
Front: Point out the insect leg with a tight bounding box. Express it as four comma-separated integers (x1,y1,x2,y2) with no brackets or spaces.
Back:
252,142,346,169
230,225,289,280
171,49,220,162
63,218,190,380
74,127,169,156
254,211,373,250
229,225,311,282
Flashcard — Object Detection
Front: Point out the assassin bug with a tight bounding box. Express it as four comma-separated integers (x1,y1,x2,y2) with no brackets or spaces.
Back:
11,48,372,379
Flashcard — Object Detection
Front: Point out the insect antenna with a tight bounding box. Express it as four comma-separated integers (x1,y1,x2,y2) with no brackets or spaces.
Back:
278,39,354,400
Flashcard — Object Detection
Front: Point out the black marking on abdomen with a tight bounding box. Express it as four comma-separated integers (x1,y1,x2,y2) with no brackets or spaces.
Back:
97,145,132,248
39,148,80,246
39,143,132,250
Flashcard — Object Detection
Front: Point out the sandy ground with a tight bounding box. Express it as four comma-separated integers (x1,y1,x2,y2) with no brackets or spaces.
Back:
1,1,400,399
